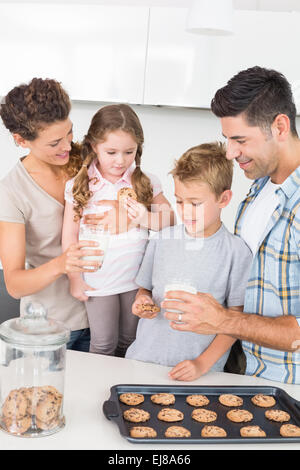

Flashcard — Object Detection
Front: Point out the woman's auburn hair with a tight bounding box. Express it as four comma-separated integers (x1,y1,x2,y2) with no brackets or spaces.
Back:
0,77,83,179
71,104,153,221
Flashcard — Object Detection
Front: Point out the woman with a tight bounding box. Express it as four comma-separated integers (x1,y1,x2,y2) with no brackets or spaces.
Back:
0,78,101,351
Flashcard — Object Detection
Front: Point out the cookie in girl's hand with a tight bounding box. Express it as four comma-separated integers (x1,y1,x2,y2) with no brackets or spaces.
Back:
117,187,137,203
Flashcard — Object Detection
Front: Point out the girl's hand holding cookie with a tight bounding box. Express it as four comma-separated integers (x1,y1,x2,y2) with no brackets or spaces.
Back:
132,295,160,319
122,198,148,227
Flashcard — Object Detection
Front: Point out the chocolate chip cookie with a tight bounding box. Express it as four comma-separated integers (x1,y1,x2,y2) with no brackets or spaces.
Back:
280,424,300,437
3,415,32,435
35,392,62,424
123,408,150,423
118,187,137,202
251,394,276,408
2,389,28,419
119,393,145,406
140,304,160,313
240,425,266,437
265,409,290,423
191,409,217,423
130,426,157,438
151,393,175,405
201,425,227,437
165,426,191,438
186,395,210,407
157,408,184,422
219,394,243,407
226,409,253,423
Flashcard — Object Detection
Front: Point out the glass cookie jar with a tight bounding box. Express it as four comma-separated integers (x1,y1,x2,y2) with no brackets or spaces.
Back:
0,302,70,437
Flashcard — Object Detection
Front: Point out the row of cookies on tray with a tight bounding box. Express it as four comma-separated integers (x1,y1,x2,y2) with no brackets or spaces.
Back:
119,392,277,407
119,392,300,438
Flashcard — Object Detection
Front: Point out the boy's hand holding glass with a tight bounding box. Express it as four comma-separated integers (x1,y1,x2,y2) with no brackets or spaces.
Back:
132,294,160,319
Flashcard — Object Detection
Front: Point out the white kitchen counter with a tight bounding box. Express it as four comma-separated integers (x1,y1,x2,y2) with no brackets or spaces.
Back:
1,349,300,450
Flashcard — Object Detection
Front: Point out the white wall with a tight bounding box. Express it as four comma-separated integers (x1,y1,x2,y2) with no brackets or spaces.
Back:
1,99,299,234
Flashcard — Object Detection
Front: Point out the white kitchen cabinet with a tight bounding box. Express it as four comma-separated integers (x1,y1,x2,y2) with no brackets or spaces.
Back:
0,3,149,104
0,4,299,112
144,8,300,112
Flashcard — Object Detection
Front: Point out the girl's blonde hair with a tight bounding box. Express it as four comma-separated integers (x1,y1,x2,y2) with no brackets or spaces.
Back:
72,104,153,220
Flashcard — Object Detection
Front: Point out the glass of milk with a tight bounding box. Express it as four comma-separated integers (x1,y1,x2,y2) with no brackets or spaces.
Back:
79,224,110,270
164,281,197,323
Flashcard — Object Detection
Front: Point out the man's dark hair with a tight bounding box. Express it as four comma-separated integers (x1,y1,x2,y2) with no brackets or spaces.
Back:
211,66,298,137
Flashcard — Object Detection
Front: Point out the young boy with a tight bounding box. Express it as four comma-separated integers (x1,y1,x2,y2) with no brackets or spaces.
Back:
125,142,252,380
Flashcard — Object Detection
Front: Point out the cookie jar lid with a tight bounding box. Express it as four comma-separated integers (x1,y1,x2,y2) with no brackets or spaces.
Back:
0,302,70,346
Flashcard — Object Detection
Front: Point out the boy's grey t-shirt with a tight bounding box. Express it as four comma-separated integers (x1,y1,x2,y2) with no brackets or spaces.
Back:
126,223,252,370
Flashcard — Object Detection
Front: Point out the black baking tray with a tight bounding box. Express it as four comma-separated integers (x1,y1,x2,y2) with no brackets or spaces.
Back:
103,384,300,444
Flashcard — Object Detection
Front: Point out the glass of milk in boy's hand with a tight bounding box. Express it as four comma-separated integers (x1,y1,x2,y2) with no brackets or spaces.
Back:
79,224,110,270
164,281,197,323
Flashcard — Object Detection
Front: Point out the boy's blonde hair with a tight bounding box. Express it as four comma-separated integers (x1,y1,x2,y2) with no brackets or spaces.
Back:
171,142,233,197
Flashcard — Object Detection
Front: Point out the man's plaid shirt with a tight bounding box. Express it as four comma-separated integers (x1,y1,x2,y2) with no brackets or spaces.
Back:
235,166,300,384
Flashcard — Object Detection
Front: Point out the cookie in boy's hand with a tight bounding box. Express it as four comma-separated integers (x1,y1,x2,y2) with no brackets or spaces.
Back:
140,304,160,313
117,187,137,203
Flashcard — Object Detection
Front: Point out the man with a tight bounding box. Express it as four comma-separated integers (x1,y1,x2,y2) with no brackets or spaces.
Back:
163,66,300,384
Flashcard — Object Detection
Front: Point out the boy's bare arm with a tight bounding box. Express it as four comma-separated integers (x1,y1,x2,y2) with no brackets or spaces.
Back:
168,307,242,381
193,307,243,372
135,287,153,300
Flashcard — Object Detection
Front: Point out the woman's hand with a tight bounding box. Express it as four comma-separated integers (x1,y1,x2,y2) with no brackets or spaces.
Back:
58,241,103,274
132,294,160,319
83,200,133,234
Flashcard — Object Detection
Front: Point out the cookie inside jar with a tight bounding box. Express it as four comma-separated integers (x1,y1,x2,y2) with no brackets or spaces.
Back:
0,302,70,437
1,385,65,436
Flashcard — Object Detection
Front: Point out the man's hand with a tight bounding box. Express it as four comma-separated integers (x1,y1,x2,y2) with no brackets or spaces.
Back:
162,291,227,335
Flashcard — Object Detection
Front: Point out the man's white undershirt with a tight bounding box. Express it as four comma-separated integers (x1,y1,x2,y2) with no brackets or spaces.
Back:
240,179,280,255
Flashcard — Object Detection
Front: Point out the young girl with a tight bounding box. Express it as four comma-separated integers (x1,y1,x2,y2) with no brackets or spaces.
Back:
62,104,175,357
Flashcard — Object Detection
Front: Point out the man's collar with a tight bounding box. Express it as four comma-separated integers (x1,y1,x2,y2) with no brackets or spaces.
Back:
278,165,300,199
246,165,300,200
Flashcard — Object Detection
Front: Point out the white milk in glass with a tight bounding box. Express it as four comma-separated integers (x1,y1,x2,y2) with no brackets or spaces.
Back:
164,283,197,322
79,224,110,270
